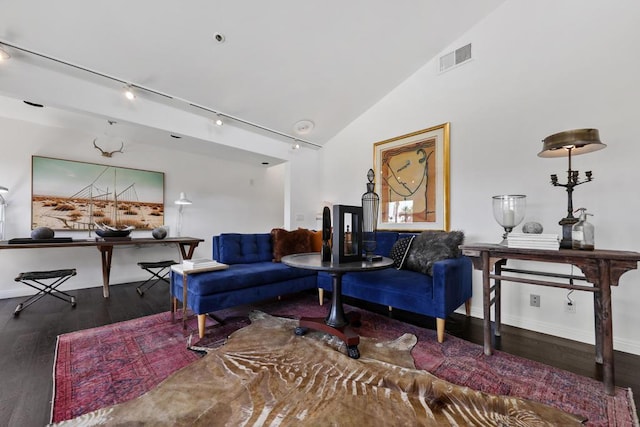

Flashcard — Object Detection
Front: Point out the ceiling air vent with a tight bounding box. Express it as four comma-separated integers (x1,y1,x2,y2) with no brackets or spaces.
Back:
439,43,472,72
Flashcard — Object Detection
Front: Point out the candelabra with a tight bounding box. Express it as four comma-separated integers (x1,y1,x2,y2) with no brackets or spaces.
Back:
538,129,606,248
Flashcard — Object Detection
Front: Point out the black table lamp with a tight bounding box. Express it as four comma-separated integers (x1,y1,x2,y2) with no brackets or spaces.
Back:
538,128,606,248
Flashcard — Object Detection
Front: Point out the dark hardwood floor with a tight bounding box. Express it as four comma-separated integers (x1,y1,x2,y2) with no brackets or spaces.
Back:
0,283,638,426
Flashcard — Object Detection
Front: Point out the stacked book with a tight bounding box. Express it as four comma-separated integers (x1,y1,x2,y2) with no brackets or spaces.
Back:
507,233,560,250
182,258,222,269
172,258,229,274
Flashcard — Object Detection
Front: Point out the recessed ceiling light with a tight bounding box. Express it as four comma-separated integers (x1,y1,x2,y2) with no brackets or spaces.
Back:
293,119,314,135
213,33,226,43
261,162,269,165
170,134,182,139
23,100,44,107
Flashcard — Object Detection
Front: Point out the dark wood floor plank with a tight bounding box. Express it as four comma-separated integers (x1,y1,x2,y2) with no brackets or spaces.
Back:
0,283,637,426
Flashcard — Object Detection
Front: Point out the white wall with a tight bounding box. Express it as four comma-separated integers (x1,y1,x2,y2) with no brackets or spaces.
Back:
0,116,286,298
283,147,324,230
312,0,640,354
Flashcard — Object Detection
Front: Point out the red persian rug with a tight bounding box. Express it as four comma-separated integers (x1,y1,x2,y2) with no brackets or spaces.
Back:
52,293,638,426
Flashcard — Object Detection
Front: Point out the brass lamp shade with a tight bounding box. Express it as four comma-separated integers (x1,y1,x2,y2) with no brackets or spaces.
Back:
538,128,606,158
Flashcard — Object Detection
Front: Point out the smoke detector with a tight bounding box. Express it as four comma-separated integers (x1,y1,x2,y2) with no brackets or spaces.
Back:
293,119,314,135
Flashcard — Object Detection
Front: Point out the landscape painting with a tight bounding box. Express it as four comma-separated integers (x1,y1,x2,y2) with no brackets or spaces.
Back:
32,156,165,231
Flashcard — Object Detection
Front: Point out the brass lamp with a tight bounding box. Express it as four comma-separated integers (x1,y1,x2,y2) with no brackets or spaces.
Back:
538,128,606,248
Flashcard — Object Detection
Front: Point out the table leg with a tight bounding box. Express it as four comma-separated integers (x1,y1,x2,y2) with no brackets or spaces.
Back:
97,245,113,298
494,260,505,337
178,242,200,260
182,273,188,330
326,272,348,328
482,251,493,356
593,290,603,365
597,260,615,395
295,272,360,358
174,242,198,330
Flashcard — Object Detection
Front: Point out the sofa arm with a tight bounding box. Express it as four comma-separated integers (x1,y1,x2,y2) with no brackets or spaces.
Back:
431,256,473,319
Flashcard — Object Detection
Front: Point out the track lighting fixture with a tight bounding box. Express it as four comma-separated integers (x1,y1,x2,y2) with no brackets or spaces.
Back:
0,46,10,61
292,141,301,150
1,40,323,148
124,85,136,100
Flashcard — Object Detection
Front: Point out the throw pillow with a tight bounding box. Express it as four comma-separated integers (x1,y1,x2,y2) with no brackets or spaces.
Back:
298,228,323,252
271,228,313,262
389,235,415,269
405,230,465,275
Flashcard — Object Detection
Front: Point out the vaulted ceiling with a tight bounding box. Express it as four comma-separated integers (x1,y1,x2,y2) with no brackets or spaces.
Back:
0,1,506,158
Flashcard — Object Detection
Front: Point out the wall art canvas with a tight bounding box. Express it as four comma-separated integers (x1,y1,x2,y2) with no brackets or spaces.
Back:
32,156,165,231
373,123,450,231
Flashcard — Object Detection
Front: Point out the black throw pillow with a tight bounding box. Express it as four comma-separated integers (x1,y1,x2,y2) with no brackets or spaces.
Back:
389,235,415,269
405,230,465,275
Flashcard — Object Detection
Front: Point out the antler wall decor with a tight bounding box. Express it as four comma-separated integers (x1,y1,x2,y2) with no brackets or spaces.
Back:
93,139,124,157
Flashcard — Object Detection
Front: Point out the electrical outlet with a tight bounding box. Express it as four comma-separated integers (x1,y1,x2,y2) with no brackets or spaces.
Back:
565,300,576,313
530,294,540,307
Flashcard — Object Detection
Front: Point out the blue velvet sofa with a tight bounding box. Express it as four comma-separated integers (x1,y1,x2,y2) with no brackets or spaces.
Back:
171,233,318,338
317,231,472,343
171,231,472,341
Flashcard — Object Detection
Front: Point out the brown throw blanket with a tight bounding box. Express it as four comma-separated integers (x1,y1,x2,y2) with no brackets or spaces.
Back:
50,311,584,426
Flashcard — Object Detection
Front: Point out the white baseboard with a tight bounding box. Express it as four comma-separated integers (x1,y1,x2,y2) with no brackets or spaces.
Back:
0,274,148,300
460,306,640,356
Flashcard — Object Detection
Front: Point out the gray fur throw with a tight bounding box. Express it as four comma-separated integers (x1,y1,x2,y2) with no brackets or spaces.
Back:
405,230,465,275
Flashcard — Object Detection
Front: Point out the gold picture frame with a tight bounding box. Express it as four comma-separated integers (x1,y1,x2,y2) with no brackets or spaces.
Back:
373,123,450,231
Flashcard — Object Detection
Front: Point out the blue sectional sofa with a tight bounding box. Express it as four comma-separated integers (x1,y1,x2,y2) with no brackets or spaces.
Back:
171,231,472,341
171,233,317,337
317,231,473,343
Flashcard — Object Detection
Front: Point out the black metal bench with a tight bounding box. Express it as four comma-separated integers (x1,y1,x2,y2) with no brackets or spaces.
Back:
13,269,77,315
136,260,178,296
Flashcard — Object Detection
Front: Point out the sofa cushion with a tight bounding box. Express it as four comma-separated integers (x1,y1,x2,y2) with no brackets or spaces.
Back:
389,235,415,269
271,228,313,262
186,262,316,295
319,268,435,312
374,231,400,257
405,230,464,275
218,233,273,264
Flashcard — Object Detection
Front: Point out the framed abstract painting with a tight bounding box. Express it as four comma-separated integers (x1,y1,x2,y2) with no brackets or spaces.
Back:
373,122,450,231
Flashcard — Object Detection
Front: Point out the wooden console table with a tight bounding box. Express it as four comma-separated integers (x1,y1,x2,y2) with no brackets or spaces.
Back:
0,237,204,298
460,243,640,395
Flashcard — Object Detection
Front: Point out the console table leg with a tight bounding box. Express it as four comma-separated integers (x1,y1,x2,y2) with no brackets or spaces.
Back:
98,246,113,298
594,291,603,364
482,251,493,355
494,260,505,337
178,242,199,260
598,260,615,395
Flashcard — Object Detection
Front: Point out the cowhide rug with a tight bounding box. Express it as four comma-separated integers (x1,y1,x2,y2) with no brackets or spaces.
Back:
50,311,584,426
